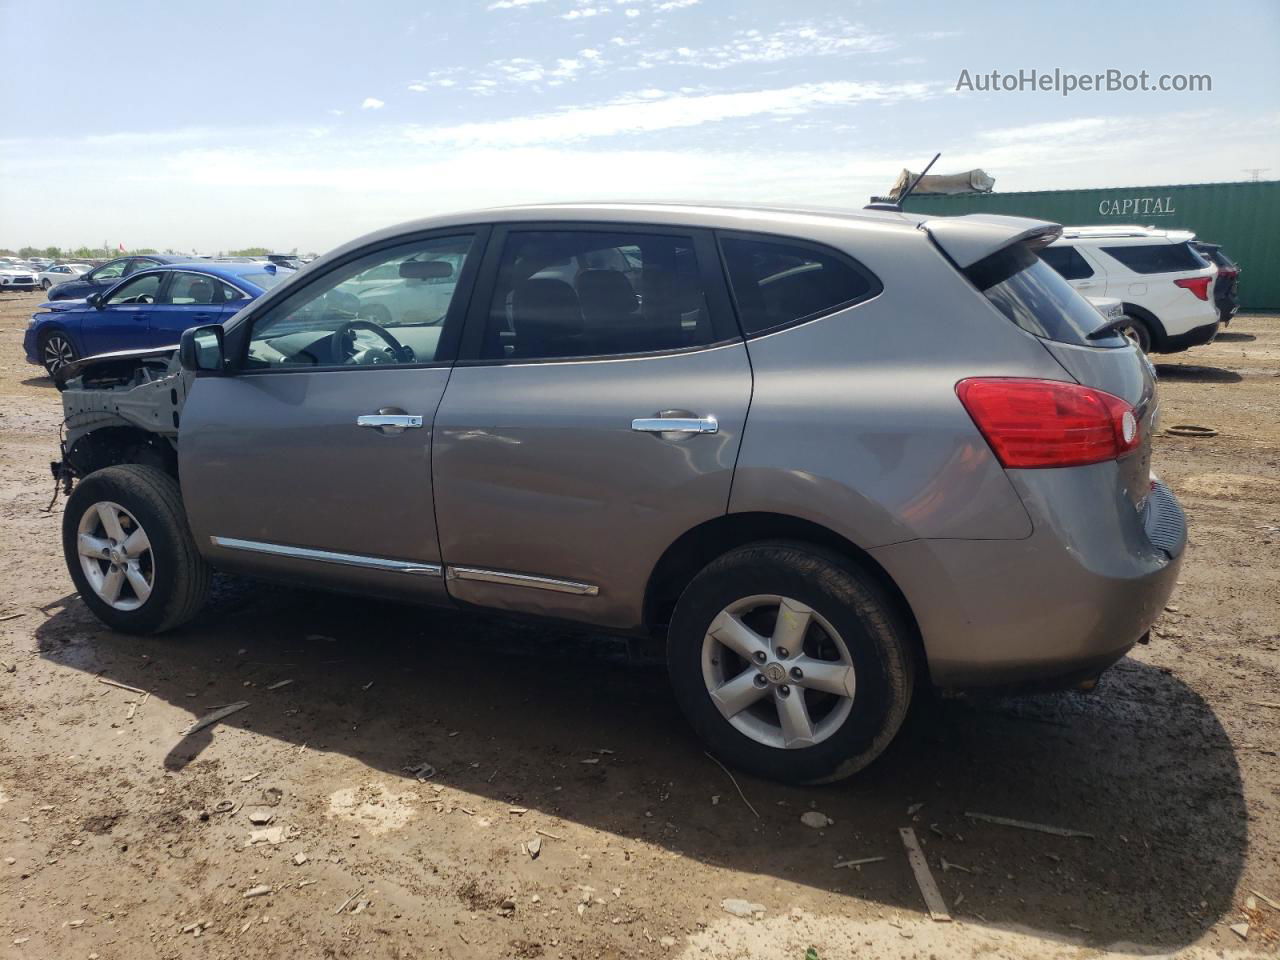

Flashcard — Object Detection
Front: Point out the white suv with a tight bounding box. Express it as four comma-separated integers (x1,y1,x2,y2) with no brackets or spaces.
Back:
1039,226,1219,353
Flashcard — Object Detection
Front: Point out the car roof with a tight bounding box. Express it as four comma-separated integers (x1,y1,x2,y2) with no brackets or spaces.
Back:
128,261,285,286
1058,225,1196,242
304,201,1059,276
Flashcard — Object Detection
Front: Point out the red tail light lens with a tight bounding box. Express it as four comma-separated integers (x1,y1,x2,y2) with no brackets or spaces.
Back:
956,378,1141,469
1174,276,1212,300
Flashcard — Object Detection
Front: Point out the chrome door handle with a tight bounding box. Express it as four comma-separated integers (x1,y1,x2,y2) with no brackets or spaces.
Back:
631,416,718,435
357,414,423,436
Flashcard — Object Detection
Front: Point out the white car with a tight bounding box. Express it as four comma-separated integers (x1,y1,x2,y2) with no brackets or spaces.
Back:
37,263,93,290
0,262,39,291
1039,226,1219,353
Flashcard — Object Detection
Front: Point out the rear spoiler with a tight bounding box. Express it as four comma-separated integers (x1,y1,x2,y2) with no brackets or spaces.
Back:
919,214,1062,269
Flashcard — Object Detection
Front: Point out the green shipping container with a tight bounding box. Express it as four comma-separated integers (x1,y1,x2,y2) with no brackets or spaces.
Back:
903,180,1280,310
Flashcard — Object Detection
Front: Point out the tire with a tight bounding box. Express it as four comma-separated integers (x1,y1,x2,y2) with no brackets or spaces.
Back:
62,465,211,634
666,541,914,784
39,329,77,376
1119,315,1152,353
41,278,52,290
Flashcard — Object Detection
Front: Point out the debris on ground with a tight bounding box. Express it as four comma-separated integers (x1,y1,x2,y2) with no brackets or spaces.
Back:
964,811,1095,839
293,852,308,865
1252,889,1280,911
720,898,766,918
1229,921,1249,940
705,751,760,818
247,808,275,825
266,679,294,691
527,836,542,859
800,811,833,828
243,885,272,899
334,891,364,915
246,825,297,846
182,701,249,737
403,762,435,782
833,856,885,870
262,787,283,806
900,827,951,922
97,677,146,695
907,802,924,816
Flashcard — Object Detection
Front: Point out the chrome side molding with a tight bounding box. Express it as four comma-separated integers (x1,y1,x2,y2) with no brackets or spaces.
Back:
210,536,442,576
446,565,599,596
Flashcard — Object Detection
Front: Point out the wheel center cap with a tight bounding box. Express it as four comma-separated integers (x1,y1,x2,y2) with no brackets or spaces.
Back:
109,547,125,564
763,662,786,684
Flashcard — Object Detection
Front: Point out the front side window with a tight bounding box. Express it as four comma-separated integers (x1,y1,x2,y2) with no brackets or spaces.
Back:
91,259,129,282
246,234,474,369
104,273,162,305
1100,242,1206,274
1038,245,1094,281
720,236,878,335
480,230,711,361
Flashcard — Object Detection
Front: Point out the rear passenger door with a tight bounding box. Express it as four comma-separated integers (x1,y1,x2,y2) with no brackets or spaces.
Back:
432,224,751,630
146,271,238,346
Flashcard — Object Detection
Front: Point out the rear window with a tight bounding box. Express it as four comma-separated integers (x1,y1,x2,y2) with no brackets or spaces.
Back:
240,269,292,290
720,236,879,335
1038,245,1094,281
967,243,1125,348
1100,242,1206,274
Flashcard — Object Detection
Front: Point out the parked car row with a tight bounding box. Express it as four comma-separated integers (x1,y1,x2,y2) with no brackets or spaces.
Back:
1037,226,1240,353
48,203,1187,784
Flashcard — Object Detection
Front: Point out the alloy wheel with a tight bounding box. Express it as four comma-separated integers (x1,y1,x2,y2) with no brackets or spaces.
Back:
42,334,75,374
76,501,155,611
701,594,856,749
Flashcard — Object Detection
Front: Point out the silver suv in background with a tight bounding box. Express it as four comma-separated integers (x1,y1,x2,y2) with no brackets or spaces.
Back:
53,203,1186,784
1038,225,1219,353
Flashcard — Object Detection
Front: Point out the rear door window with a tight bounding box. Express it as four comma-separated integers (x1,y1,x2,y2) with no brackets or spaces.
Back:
967,243,1125,347
719,235,879,335
1038,245,1094,280
1100,242,1206,274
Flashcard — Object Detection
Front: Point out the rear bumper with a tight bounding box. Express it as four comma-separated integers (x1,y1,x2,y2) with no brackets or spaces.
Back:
1162,319,1219,352
872,468,1185,689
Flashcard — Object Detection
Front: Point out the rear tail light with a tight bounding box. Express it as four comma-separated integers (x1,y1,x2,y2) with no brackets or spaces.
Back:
1174,276,1212,300
956,378,1141,469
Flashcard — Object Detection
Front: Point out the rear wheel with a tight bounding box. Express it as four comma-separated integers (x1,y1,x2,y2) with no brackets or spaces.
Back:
62,465,211,634
667,541,914,784
39,330,77,376
1118,315,1152,353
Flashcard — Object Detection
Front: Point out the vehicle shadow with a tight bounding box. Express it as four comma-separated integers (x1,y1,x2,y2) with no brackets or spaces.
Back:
1154,363,1243,383
1214,332,1255,343
20,375,53,388
34,583,1244,951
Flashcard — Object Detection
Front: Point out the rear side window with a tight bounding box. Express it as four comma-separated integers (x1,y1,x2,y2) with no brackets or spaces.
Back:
967,243,1125,347
480,230,713,361
1038,245,1094,281
1100,242,1205,274
720,236,878,335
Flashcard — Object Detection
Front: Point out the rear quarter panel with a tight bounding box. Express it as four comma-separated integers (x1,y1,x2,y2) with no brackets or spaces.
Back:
730,221,1071,547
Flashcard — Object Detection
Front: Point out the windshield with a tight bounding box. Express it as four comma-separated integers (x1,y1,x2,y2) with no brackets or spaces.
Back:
966,243,1127,348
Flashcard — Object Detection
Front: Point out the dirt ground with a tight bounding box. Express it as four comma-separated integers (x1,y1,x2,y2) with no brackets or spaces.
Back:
0,287,1276,960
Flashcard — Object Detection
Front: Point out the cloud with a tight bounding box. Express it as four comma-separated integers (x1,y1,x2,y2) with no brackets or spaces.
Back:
487,0,546,8
563,4,607,18
634,20,894,70
407,83,428,92
624,8,639,15
361,97,385,110
402,80,934,149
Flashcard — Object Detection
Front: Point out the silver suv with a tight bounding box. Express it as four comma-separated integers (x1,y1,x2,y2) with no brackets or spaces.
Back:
55,203,1186,784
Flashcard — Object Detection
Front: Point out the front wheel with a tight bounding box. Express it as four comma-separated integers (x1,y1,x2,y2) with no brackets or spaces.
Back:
62,465,211,634
39,330,77,376
41,278,52,290
667,541,914,784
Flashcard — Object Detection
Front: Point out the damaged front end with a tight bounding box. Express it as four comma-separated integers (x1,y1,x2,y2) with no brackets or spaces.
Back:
54,346,193,490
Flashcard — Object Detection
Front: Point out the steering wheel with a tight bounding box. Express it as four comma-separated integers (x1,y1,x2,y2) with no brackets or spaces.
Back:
331,319,411,364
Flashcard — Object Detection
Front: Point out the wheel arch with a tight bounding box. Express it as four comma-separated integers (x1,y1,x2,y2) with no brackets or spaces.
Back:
643,511,928,679
1118,302,1166,351
66,426,179,483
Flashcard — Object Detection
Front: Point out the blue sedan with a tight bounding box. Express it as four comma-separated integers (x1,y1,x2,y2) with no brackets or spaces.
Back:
44,254,197,301
24,262,293,375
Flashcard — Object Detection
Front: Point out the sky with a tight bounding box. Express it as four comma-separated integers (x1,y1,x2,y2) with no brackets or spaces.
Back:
1,0,1277,253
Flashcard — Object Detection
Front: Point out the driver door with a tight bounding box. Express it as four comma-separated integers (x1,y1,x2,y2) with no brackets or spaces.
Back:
178,229,486,601
80,271,166,355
